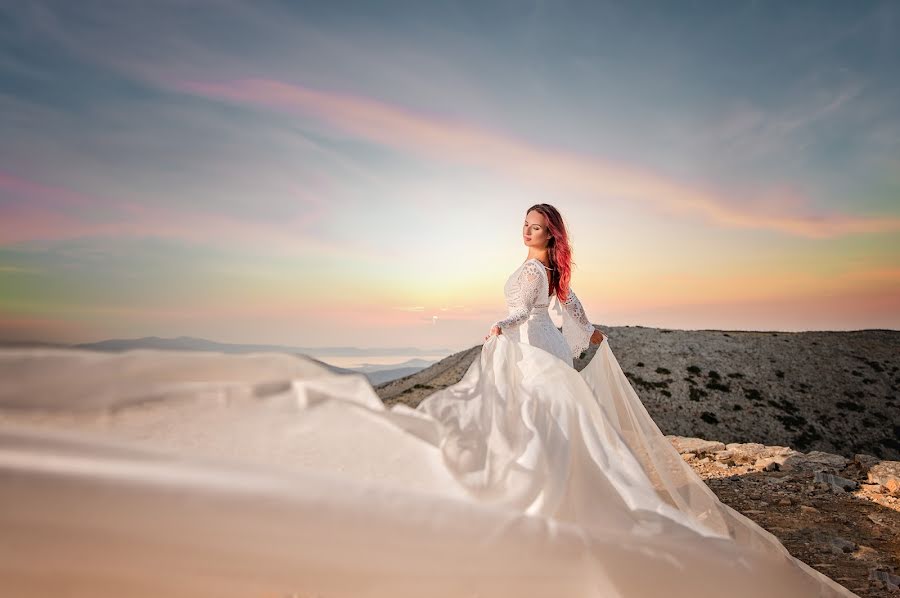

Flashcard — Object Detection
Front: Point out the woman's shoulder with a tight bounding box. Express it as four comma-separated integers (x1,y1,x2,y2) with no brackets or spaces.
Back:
516,258,541,273
513,259,549,283
522,258,550,273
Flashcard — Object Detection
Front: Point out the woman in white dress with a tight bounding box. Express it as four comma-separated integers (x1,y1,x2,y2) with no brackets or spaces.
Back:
484,203,605,366
0,206,862,597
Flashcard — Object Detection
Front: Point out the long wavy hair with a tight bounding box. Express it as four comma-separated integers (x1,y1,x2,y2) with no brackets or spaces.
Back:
526,203,574,302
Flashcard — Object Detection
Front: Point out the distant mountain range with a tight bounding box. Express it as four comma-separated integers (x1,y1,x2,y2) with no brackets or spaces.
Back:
0,336,449,386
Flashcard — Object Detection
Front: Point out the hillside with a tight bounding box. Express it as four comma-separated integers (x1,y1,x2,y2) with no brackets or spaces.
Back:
375,326,900,460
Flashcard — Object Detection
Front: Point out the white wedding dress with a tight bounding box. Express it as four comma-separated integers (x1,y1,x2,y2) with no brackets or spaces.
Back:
0,258,860,597
491,257,596,366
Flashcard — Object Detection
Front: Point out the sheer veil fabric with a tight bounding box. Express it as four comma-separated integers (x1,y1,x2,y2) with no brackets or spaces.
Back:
0,258,859,597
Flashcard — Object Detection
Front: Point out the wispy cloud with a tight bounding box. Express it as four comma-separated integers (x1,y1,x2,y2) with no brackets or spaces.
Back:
0,171,339,254
171,77,900,239
704,77,867,159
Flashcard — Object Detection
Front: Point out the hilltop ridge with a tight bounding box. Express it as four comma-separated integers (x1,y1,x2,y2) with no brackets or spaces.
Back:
376,326,900,460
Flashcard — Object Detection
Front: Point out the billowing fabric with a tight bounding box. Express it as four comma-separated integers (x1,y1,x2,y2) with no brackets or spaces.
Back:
0,336,858,597
0,260,857,597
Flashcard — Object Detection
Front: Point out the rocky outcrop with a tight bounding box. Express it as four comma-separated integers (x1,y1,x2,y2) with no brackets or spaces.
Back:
670,435,900,597
669,435,898,495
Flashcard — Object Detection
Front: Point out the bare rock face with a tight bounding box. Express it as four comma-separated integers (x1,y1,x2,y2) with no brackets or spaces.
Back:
666,435,725,456
724,442,768,463
666,437,897,482
868,461,900,495
668,436,900,498
720,441,802,471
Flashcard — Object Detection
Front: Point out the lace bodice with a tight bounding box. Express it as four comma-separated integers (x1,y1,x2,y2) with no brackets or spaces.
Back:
492,258,596,359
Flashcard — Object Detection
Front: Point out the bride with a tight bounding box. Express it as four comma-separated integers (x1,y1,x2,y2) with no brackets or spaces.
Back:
484,203,605,360
0,206,861,597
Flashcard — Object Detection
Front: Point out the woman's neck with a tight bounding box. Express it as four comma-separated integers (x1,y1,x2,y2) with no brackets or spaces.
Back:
527,250,549,266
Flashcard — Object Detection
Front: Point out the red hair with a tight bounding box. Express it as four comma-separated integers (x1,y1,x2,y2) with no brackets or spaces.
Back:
525,203,574,302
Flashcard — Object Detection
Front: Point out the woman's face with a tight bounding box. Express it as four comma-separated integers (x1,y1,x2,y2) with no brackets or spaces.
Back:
523,210,551,248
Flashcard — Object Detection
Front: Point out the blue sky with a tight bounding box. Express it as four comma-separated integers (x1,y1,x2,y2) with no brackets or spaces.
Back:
1,0,898,350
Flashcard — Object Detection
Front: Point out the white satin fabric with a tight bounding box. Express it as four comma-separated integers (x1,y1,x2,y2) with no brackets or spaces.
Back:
0,338,859,597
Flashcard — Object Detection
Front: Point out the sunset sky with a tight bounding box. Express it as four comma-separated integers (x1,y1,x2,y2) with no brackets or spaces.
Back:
1,1,898,352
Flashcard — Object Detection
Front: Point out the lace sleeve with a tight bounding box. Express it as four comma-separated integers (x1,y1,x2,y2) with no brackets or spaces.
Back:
492,260,543,333
560,288,595,358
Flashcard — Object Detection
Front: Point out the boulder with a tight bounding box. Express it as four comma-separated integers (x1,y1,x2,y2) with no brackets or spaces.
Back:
753,450,804,472
712,449,734,462
667,436,725,456
813,471,858,492
802,451,849,470
829,536,856,555
867,461,900,494
869,569,900,592
754,457,781,472
725,442,768,463
852,453,880,474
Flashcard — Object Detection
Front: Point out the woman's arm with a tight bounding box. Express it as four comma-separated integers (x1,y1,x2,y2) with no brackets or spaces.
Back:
491,260,543,334
560,288,601,357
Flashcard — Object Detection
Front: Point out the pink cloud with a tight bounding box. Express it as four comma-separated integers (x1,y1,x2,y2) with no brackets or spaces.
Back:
171,78,900,239
0,171,345,255
0,171,112,209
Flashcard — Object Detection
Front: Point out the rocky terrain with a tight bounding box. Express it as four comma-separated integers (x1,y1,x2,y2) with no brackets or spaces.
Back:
376,326,900,459
375,326,900,597
671,436,899,597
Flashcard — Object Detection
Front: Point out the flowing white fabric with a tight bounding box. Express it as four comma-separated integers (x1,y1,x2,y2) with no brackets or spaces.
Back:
0,260,859,597
0,339,858,597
